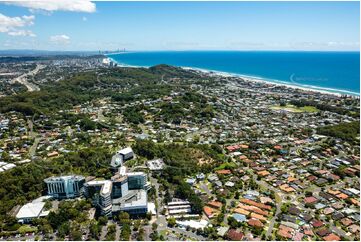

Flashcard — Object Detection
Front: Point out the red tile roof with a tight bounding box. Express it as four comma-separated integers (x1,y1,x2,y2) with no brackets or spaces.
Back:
227,229,244,241
216,169,232,175
311,219,324,228
304,196,318,204
240,198,272,210
203,206,216,218
247,218,264,228
207,201,222,209
323,233,341,241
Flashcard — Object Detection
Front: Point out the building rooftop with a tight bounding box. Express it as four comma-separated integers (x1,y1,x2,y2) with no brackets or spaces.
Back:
147,158,165,170
86,180,112,196
118,147,133,155
44,175,84,182
112,190,147,211
16,201,47,220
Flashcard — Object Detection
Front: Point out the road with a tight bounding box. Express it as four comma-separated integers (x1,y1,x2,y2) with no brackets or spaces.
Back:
149,175,163,216
250,173,283,238
168,227,206,241
199,181,212,197
11,64,44,92
27,119,41,157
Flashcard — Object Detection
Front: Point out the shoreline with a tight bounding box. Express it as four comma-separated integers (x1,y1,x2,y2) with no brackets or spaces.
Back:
105,56,360,97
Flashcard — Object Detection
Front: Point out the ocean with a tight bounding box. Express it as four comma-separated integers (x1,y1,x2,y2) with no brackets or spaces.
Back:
108,51,360,96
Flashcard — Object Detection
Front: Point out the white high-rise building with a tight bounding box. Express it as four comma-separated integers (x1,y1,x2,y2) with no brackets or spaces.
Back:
44,175,85,199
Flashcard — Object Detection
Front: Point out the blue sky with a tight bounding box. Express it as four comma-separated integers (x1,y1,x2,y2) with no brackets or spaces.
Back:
0,1,359,51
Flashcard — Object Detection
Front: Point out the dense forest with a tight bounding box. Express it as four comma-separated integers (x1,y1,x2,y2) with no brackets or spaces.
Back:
317,121,360,142
0,65,202,116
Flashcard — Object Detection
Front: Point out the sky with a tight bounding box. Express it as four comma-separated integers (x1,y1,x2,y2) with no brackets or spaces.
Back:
0,0,360,51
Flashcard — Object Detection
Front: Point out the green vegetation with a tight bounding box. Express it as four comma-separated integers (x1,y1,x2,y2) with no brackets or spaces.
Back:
17,225,37,235
133,140,227,214
159,91,215,124
271,104,318,113
214,162,237,171
290,99,359,117
317,121,360,142
123,106,145,124
0,65,203,116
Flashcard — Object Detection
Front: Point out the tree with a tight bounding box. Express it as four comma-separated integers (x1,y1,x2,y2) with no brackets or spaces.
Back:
70,229,82,241
227,216,239,229
120,223,131,240
217,213,224,223
89,220,99,240
137,227,145,241
150,231,159,241
167,217,176,227
146,212,152,220
152,222,158,231
119,212,130,225
133,220,141,231
57,222,70,238
98,216,108,226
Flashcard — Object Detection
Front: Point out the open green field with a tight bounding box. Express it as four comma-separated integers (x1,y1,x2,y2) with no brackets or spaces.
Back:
270,104,319,113
214,162,237,170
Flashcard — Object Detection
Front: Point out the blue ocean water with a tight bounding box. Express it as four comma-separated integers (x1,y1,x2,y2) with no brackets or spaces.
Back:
108,51,360,96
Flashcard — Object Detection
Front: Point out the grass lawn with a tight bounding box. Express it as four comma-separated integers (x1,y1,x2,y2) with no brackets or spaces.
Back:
214,162,237,170
271,104,318,113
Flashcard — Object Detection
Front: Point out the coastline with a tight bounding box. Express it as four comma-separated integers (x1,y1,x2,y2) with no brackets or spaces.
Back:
105,56,359,97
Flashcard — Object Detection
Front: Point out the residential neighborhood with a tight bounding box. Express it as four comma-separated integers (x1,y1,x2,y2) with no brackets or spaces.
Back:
0,56,359,241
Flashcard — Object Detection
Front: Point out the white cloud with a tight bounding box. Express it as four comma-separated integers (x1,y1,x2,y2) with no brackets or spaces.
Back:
6,0,96,13
0,13,35,37
50,34,70,44
8,29,36,37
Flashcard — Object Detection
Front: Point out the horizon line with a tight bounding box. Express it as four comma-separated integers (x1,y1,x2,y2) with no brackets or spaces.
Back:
0,49,360,53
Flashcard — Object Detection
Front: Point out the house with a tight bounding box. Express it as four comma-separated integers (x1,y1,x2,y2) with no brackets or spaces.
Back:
196,173,205,180
203,206,217,219
247,218,264,228
257,170,270,177
216,169,232,175
185,178,196,186
340,218,353,227
47,151,59,158
288,206,301,216
239,198,272,210
234,208,250,216
217,226,229,237
277,225,293,239
208,174,218,182
226,229,244,241
304,196,318,204
250,213,267,222
232,213,247,222
323,233,341,241
293,232,304,241
316,227,331,237
207,201,222,210
348,224,360,234
311,219,324,228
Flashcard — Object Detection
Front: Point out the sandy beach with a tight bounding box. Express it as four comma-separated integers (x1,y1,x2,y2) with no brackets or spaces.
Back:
182,66,358,97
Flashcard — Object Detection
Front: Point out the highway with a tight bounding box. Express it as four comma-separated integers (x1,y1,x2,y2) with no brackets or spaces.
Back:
11,64,44,92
